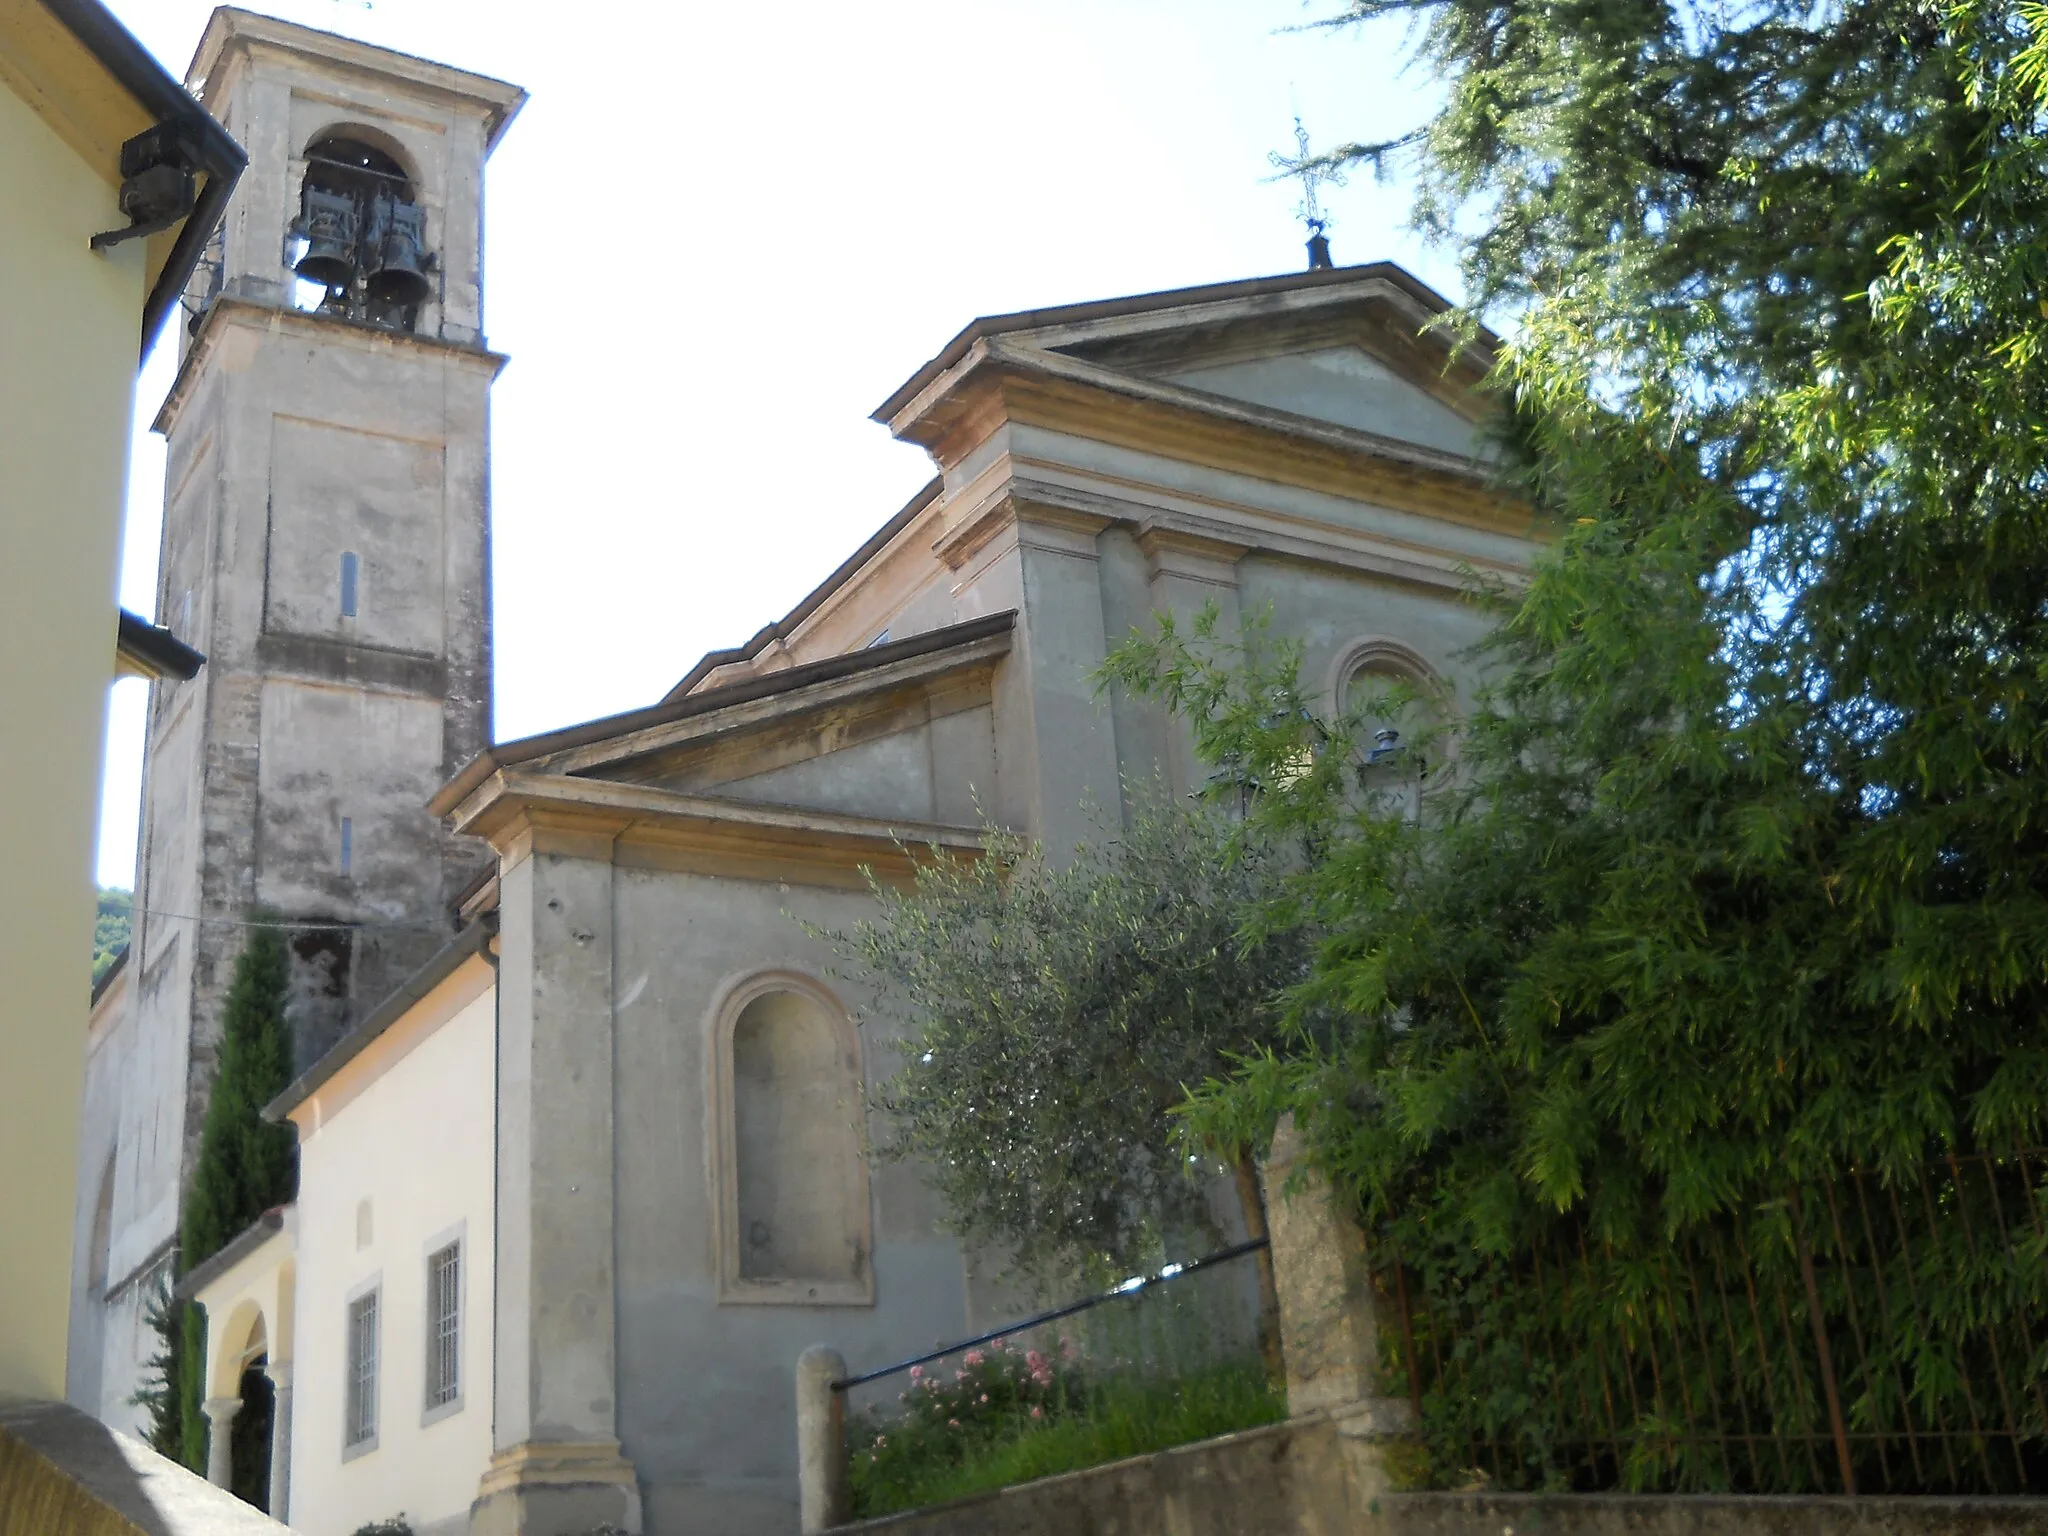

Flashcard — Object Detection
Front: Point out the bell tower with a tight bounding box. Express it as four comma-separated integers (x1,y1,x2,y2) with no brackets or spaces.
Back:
68,9,523,1425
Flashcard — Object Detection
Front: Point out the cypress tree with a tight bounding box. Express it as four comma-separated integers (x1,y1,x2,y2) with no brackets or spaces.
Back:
152,924,298,1473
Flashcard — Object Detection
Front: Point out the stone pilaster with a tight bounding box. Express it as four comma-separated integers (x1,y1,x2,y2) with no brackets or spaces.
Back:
965,502,1123,860
1135,525,1246,798
471,821,641,1535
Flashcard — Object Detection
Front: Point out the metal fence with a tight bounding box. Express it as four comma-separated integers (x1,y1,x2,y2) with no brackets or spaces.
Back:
832,1239,1276,1518
1376,1151,2048,1495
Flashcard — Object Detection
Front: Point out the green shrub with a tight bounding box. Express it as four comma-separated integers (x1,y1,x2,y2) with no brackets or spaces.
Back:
847,1336,1281,1518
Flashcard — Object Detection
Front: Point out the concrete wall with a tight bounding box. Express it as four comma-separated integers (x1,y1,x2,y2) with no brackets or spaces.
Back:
288,961,495,1536
0,67,146,1401
833,1415,2048,1536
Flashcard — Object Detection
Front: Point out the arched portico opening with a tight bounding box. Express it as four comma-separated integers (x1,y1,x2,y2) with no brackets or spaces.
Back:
191,1221,297,1521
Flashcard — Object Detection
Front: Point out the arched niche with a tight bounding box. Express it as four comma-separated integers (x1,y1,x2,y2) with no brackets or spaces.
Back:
1327,635,1440,718
706,970,874,1306
1329,635,1448,808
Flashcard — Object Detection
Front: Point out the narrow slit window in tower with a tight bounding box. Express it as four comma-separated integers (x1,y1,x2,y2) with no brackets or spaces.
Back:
340,551,359,618
340,816,354,876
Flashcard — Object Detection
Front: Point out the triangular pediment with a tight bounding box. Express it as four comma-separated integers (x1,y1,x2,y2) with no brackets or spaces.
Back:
432,615,1011,832
875,263,1497,473
1144,343,1480,458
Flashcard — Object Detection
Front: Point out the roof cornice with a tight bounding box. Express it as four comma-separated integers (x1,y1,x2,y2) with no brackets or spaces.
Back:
432,610,1015,818
449,771,986,892
153,294,508,436
873,262,1494,428
188,7,526,149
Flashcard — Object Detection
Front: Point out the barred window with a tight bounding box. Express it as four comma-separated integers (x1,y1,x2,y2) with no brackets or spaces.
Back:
426,1241,461,1410
345,1288,379,1450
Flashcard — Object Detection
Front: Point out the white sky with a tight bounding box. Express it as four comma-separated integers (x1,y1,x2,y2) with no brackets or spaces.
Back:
95,0,1454,888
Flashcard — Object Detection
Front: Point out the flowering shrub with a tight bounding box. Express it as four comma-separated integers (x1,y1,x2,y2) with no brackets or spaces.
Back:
848,1336,1084,1510
845,1333,1280,1518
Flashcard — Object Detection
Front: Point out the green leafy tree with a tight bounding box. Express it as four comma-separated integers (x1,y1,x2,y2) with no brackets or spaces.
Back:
131,925,298,1475
1102,0,2048,1491
93,887,131,983
822,793,1308,1355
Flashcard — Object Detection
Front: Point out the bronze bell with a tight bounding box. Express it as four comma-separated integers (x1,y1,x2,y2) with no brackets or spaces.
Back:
295,187,358,289
364,194,432,307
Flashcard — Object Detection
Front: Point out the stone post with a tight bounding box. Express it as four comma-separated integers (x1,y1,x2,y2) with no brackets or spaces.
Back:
264,1360,292,1520
201,1396,240,1489
795,1346,848,1534
1259,1114,1412,1446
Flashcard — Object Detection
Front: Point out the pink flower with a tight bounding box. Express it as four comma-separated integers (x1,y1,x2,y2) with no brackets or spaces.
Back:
962,1349,985,1367
979,1393,989,1404
909,1365,923,1381
1031,1406,1043,1419
1025,1350,1047,1371
948,1417,961,1428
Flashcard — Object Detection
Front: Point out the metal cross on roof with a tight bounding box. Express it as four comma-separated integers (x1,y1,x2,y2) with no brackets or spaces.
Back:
1272,117,1346,240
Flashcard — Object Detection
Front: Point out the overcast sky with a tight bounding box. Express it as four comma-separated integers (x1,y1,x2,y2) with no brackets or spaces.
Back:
95,0,1454,887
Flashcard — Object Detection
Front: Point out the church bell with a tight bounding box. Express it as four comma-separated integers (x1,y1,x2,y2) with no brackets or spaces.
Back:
294,186,358,289
364,194,432,307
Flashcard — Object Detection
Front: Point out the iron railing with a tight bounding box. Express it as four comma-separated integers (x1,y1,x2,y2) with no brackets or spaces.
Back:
832,1237,1269,1392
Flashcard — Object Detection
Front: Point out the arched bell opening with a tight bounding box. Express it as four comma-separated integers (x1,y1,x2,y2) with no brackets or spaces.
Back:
287,129,435,331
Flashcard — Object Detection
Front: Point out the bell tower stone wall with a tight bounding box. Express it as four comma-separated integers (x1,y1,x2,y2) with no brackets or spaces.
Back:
67,10,523,1429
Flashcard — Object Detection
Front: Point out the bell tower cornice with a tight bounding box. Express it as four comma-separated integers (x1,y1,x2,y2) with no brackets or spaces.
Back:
186,9,526,149
152,293,507,437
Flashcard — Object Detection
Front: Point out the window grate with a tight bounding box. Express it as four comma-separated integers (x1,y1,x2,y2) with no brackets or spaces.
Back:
427,1242,460,1409
346,1288,379,1447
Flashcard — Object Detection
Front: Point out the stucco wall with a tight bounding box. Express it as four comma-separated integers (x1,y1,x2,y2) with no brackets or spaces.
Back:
0,71,147,1400
288,967,495,1536
607,865,971,1536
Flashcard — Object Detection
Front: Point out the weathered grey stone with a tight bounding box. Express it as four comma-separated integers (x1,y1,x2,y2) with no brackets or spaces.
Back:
68,11,520,1428
1261,1113,1389,1419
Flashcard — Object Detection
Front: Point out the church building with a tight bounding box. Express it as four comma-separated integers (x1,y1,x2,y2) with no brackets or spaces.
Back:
74,10,1534,1535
